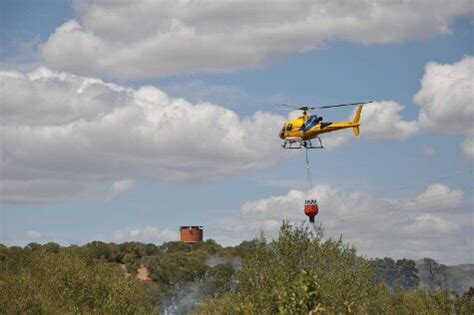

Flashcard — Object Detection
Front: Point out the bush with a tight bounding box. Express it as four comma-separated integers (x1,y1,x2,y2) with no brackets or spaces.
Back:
194,222,473,314
0,248,154,314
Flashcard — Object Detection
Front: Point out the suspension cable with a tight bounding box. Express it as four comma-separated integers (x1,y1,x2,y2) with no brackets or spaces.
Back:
305,148,313,191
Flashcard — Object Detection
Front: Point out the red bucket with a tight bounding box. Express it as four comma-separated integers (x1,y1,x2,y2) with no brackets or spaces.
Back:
304,199,319,223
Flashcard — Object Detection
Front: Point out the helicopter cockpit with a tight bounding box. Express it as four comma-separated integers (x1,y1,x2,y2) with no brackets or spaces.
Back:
300,115,323,132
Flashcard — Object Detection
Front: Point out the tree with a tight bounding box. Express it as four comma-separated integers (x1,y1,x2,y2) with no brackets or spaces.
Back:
24,242,41,251
394,258,419,291
198,223,385,314
201,262,236,298
144,249,211,312
372,257,398,287
371,258,419,291
194,223,473,314
84,241,122,263
41,242,60,253
419,258,448,290
0,249,154,314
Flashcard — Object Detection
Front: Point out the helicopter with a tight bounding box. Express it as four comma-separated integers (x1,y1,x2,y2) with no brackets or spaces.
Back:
279,101,373,149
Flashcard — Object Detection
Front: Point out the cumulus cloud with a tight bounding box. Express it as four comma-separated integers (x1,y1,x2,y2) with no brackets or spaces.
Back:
40,0,473,78
1,67,421,202
402,214,460,235
361,101,419,139
320,101,418,149
414,56,474,157
461,135,474,158
112,226,177,242
209,182,471,264
0,178,101,203
408,183,464,210
415,56,474,133
0,67,288,202
105,179,136,202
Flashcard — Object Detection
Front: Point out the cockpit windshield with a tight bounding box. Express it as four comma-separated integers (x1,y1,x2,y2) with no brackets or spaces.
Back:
301,115,319,132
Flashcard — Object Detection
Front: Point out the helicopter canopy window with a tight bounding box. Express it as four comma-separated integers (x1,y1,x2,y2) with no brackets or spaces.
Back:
301,115,319,132
286,123,293,131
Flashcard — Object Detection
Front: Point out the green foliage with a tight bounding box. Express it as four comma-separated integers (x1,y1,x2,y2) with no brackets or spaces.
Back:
201,262,236,297
194,222,472,314
277,270,323,314
160,239,222,254
142,240,236,313
0,248,154,314
418,257,449,290
146,251,208,286
395,258,419,291
1,223,472,314
41,242,61,253
234,223,382,313
373,257,398,287
83,241,123,263
380,289,474,314
191,292,241,314
372,257,419,290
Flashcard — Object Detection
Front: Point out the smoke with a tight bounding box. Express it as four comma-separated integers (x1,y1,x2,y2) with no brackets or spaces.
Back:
206,254,242,271
160,254,240,314
162,280,204,314
206,255,225,267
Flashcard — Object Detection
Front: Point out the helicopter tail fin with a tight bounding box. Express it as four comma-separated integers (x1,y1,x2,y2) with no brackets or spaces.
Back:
353,105,362,124
352,105,363,136
353,126,360,136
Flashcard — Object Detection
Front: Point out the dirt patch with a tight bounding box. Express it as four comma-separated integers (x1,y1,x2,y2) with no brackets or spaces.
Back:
137,265,150,281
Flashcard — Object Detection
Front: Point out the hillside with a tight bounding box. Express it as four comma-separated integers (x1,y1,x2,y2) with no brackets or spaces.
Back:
416,259,474,293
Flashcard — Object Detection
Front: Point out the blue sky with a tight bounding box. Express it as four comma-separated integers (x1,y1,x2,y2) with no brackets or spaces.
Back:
1,0,473,264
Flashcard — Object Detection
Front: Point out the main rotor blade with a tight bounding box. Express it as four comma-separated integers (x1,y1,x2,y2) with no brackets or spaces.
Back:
274,108,295,111
278,104,299,109
310,100,373,109
278,101,373,111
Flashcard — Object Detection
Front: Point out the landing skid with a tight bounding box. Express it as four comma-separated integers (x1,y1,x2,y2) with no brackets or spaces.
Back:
282,138,324,150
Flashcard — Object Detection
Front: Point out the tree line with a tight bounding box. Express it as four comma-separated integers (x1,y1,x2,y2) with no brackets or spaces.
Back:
1,223,472,314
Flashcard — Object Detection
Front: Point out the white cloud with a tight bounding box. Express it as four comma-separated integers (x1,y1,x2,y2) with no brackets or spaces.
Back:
105,179,136,202
415,56,474,134
320,101,418,149
461,135,474,158
0,67,286,202
209,182,471,264
414,56,474,158
162,80,249,109
1,67,423,202
361,101,419,139
40,1,473,79
402,214,460,235
409,183,464,210
112,226,178,242
0,179,92,203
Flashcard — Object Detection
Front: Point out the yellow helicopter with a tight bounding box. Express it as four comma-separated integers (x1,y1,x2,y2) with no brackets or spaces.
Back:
279,101,373,149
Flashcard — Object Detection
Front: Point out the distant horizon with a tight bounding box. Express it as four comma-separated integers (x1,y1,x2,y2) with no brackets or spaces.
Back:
2,224,473,267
